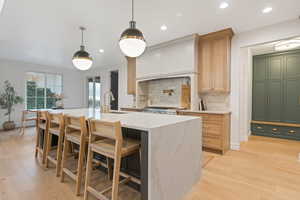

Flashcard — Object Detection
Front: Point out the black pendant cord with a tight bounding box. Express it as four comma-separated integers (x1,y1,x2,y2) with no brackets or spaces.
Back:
79,26,86,50
132,0,134,21
81,29,84,46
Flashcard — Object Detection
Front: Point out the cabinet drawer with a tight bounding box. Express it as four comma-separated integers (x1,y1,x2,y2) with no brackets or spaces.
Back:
203,130,221,137
203,136,222,149
251,123,300,141
203,116,223,123
203,126,222,136
280,127,300,140
251,124,269,134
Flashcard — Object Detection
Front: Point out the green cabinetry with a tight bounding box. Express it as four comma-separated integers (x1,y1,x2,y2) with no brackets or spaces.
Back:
252,50,300,140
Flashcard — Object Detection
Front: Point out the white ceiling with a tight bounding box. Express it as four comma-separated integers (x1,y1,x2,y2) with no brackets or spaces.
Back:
0,0,300,69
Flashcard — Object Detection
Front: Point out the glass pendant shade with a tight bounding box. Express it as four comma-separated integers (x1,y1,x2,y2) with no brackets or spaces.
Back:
72,45,93,70
119,21,146,57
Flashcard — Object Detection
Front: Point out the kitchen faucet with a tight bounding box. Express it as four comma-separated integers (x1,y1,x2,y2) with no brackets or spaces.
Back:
102,91,115,113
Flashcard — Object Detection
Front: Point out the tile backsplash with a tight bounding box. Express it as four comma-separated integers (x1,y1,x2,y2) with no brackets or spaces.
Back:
200,93,229,111
137,77,190,108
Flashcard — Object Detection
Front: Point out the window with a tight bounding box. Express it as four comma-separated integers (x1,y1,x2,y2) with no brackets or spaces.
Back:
87,76,101,109
26,72,63,109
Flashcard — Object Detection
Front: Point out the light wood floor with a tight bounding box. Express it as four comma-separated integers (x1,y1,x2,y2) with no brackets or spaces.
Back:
1,128,300,200
185,136,300,200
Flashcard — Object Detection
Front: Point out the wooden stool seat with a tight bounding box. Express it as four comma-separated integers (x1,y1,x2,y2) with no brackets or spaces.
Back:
66,131,88,145
45,112,65,177
20,110,38,135
38,123,47,130
25,117,37,121
91,138,140,158
35,111,49,164
84,120,141,200
49,127,60,136
61,115,88,196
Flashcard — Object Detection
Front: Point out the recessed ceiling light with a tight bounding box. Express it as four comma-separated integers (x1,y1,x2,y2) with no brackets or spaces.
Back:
99,49,104,53
219,2,229,9
262,7,273,14
176,12,183,17
160,25,167,31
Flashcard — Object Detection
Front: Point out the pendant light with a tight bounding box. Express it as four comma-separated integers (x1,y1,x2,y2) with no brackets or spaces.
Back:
72,27,93,70
119,0,146,58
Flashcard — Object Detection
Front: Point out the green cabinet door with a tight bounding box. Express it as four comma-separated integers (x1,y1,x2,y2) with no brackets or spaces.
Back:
252,56,267,121
283,52,300,124
267,55,283,122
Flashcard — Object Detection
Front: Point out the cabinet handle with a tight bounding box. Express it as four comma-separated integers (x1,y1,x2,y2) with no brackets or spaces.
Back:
267,96,270,104
272,128,278,132
257,126,263,130
298,96,300,105
288,130,296,134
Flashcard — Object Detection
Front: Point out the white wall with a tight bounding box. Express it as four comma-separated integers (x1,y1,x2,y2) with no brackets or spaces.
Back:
82,60,134,109
230,19,300,150
0,59,85,127
136,35,198,79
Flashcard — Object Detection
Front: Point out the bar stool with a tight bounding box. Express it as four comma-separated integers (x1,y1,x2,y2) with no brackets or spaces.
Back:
45,112,64,177
20,110,38,135
35,111,49,164
61,115,88,196
84,119,141,200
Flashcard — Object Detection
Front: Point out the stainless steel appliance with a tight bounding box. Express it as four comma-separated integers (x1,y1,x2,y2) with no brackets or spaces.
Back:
143,106,177,115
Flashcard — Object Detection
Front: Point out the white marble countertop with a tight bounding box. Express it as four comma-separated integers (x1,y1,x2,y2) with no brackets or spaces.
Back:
178,110,231,114
50,108,200,131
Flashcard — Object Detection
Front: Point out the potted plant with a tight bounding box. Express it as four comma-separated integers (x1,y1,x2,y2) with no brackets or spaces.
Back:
0,81,23,130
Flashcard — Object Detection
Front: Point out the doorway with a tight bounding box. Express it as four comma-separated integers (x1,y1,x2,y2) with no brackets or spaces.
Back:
110,70,119,110
240,37,300,142
87,76,101,109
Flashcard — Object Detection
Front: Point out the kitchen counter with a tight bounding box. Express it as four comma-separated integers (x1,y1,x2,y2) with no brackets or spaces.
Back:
178,110,231,114
122,107,231,115
50,108,202,200
51,108,199,131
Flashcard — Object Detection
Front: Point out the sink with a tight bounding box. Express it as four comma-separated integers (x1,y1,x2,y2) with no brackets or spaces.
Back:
108,111,127,114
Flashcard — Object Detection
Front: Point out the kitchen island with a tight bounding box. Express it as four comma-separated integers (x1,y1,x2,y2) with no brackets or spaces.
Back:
50,108,202,200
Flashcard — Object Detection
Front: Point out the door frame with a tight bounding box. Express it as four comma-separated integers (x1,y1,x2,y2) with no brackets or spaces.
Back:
109,70,119,110
86,76,101,109
238,36,300,144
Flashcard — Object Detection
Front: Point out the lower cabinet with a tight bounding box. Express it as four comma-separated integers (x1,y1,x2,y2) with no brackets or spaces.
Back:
251,121,300,141
177,111,231,154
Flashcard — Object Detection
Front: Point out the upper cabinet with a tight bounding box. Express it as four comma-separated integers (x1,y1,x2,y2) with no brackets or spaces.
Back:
198,28,234,94
127,57,136,95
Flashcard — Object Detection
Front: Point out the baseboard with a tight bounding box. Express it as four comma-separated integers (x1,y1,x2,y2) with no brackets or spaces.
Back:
230,142,240,150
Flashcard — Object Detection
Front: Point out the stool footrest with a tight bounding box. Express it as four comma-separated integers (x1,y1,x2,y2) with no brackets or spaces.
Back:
87,186,109,200
62,168,77,180
92,159,141,185
87,177,131,200
47,155,57,165
100,177,131,194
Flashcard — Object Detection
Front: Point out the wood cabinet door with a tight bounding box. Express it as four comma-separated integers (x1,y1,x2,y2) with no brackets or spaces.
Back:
127,57,136,95
252,56,267,121
198,39,213,93
283,52,300,124
267,55,283,122
212,37,230,93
